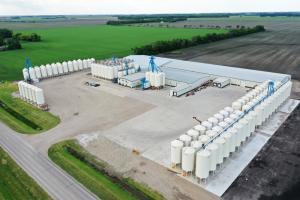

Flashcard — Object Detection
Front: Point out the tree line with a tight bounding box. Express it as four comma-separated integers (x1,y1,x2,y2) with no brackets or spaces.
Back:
132,25,265,55
0,28,42,51
107,18,186,25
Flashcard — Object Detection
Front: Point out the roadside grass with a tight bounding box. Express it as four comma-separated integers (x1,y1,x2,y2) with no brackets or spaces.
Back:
0,82,60,134
48,140,165,200
0,147,52,200
0,25,227,81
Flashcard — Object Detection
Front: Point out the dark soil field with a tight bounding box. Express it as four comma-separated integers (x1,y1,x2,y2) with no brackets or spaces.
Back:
222,105,300,200
160,17,300,99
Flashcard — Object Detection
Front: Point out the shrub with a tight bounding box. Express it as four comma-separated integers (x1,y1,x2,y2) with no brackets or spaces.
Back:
0,28,13,38
5,38,22,50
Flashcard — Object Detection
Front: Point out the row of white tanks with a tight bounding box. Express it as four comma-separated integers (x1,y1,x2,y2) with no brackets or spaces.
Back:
171,80,292,181
91,63,138,80
145,71,166,88
18,81,45,106
232,80,282,112
22,58,95,82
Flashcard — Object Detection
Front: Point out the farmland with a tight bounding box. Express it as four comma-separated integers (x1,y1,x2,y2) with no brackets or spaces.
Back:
0,147,52,200
0,25,227,81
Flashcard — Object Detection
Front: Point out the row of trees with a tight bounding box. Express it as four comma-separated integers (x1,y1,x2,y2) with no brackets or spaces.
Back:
107,18,186,25
0,28,21,50
14,33,41,42
132,25,265,55
0,28,42,51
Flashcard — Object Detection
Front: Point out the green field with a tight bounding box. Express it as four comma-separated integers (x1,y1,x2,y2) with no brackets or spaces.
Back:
0,25,227,81
0,82,60,134
49,140,165,200
0,147,52,200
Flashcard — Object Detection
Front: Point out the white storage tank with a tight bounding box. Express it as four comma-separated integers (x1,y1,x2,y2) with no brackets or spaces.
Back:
230,113,239,121
191,141,203,149
18,81,24,98
82,59,88,69
30,85,37,103
206,130,217,139
51,63,59,76
28,67,37,81
182,147,196,173
202,121,213,130
40,65,48,78
214,113,224,122
34,66,42,79
224,106,234,114
222,131,233,158
228,128,238,153
27,85,34,102
208,117,218,126
242,104,251,112
224,117,234,125
46,64,53,77
215,137,226,165
22,68,30,81
77,59,83,70
186,129,199,141
234,110,244,117
239,118,250,141
212,126,223,134
56,63,64,75
24,83,30,101
171,140,184,167
194,125,206,135
145,72,150,81
196,150,211,180
219,110,230,118
149,72,155,86
206,143,218,172
232,101,242,111
199,135,210,144
68,61,74,72
35,87,45,106
179,134,192,146
219,121,228,130
62,62,69,73
233,123,243,147
72,60,79,71
244,114,255,136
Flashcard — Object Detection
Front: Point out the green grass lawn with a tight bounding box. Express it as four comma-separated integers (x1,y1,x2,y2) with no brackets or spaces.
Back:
48,140,165,200
0,147,52,200
0,82,60,134
0,25,227,81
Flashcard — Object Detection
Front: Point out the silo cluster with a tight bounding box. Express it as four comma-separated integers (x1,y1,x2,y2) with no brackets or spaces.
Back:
18,81,45,106
170,80,292,183
22,58,94,82
145,71,166,88
91,58,139,81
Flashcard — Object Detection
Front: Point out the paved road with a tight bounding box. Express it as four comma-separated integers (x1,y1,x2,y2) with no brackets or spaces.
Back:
0,122,99,200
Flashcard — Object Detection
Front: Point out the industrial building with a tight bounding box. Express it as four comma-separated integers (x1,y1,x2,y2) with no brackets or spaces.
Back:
20,55,296,199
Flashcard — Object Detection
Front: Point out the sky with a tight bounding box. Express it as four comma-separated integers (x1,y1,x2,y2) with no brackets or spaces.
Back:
0,0,299,16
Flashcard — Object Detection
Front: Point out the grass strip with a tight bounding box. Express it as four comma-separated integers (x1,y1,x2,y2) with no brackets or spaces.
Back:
0,82,60,134
0,147,52,200
48,140,165,200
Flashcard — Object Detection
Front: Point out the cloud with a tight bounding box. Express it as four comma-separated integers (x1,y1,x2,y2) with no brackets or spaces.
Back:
0,0,299,16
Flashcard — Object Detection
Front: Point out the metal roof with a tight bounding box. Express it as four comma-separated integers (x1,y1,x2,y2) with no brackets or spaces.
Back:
127,55,291,83
162,67,209,84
